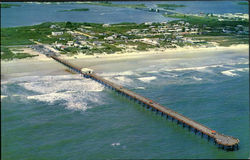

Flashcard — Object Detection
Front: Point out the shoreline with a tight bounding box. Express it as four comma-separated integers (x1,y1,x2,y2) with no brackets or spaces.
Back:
1,44,249,81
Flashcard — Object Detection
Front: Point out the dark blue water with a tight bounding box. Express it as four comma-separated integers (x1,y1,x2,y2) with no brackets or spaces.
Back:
1,1,248,28
1,49,249,159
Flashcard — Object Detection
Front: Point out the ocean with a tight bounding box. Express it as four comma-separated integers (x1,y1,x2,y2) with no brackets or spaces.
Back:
1,48,249,159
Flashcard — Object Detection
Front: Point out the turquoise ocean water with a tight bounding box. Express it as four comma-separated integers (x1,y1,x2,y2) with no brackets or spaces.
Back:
1,49,249,159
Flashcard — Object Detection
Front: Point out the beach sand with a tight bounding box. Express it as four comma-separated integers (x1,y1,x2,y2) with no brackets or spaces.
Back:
1,44,248,81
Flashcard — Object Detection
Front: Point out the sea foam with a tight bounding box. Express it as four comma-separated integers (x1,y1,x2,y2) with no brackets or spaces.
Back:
164,64,224,72
221,68,249,77
18,75,105,111
137,76,157,83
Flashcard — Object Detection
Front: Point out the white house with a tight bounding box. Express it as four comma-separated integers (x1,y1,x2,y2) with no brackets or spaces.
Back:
104,36,114,41
103,24,110,27
52,32,63,36
145,22,153,25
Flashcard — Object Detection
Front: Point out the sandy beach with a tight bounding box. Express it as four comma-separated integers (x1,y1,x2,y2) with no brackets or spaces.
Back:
1,44,248,81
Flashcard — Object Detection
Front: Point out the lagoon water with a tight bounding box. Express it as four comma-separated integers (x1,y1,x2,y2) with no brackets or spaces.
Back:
1,1,249,28
1,49,249,159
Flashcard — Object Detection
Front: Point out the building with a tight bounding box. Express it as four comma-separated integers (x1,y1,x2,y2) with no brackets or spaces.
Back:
67,41,74,46
104,36,114,41
103,24,110,27
81,68,93,74
51,32,63,36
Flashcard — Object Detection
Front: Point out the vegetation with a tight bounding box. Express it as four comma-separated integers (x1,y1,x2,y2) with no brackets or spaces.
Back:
1,3,21,8
58,8,89,12
1,22,74,46
237,2,248,5
1,47,38,60
82,1,146,9
164,13,249,27
1,19,248,58
193,35,249,46
157,4,186,10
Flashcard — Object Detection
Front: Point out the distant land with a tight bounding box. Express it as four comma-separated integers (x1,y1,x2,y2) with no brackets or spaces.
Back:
237,2,248,5
82,1,147,9
1,4,21,8
58,8,89,12
157,4,186,10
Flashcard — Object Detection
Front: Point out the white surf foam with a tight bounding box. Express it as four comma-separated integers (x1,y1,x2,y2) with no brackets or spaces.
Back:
146,70,159,74
192,76,203,81
221,70,238,77
164,64,224,72
114,76,133,83
1,95,7,100
136,87,145,90
17,75,105,111
111,143,120,146
221,68,249,77
137,76,157,83
100,71,135,77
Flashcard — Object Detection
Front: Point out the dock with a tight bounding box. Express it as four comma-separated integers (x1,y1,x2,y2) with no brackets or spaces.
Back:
51,55,240,151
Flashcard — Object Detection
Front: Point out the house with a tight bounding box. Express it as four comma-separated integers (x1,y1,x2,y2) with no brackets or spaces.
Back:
59,38,66,40
176,28,182,32
160,22,167,25
79,41,88,45
99,33,106,36
50,25,58,29
145,22,153,25
120,36,128,39
52,32,63,36
140,38,159,46
92,41,102,46
67,41,74,46
164,33,171,36
103,24,110,27
67,31,74,34
89,36,98,40
176,36,183,39
179,21,185,25
104,36,114,41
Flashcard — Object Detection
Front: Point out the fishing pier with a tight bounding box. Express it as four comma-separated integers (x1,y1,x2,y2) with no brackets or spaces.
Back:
51,55,240,151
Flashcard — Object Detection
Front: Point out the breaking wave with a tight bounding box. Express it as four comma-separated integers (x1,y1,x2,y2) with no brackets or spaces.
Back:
137,76,157,83
136,87,146,90
1,95,7,100
114,76,133,83
164,64,224,72
192,76,203,81
99,70,135,77
221,68,249,77
16,75,105,111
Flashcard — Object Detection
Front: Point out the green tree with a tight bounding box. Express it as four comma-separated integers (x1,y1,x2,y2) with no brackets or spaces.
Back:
65,21,73,28
182,27,185,32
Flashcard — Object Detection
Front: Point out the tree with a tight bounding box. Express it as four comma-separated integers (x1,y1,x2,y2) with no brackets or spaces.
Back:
65,21,73,28
182,27,185,32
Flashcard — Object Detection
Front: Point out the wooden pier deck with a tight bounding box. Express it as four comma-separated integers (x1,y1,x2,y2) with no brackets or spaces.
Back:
51,55,240,151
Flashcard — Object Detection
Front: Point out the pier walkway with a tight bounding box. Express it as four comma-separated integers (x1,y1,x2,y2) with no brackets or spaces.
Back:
51,55,240,151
